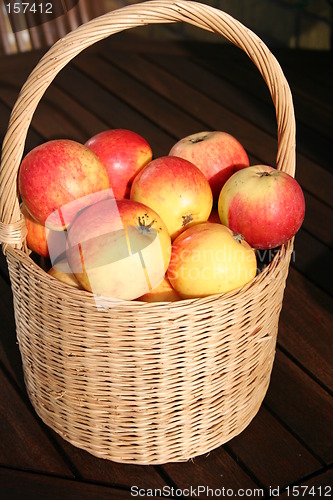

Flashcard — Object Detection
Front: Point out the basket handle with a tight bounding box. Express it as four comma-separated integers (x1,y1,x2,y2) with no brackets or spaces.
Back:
0,0,296,254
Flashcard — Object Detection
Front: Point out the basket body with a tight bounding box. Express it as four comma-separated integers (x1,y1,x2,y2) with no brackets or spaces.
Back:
6,242,293,464
0,1,296,464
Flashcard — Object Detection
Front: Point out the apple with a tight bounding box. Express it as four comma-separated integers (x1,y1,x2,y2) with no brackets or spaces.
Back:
48,258,81,289
21,203,49,258
218,165,306,249
21,203,68,259
137,276,181,302
130,156,213,240
66,198,171,301
18,139,110,229
167,222,257,299
85,129,152,199
169,131,249,202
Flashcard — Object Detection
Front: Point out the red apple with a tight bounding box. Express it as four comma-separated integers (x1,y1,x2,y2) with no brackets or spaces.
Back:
130,156,213,240
66,198,171,301
18,139,110,229
169,131,249,202
218,165,306,249
21,203,49,257
85,129,152,199
167,222,257,299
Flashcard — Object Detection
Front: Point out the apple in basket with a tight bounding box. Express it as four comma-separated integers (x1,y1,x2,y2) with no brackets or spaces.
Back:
48,258,81,289
21,202,68,259
137,276,181,302
18,139,110,229
218,165,306,249
130,156,213,240
167,222,257,299
66,197,171,301
169,131,249,203
85,129,153,199
21,203,50,258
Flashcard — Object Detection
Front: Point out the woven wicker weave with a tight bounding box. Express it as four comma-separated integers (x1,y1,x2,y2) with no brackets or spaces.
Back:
0,0,295,464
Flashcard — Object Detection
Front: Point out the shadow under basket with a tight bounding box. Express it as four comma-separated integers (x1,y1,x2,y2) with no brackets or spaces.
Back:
0,0,296,465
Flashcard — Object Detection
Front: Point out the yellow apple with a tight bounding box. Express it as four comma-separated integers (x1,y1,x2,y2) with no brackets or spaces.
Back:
130,156,213,240
66,198,171,301
167,222,257,299
137,276,181,302
48,258,81,289
21,203,49,257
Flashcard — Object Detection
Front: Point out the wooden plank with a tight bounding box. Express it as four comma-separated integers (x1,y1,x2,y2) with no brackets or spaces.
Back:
194,46,333,142
270,48,333,80
0,51,45,74
54,64,176,157
161,446,263,493
278,468,333,498
0,99,42,154
291,231,333,296
0,467,162,500
0,366,74,476
72,54,206,142
47,429,168,489
0,271,25,385
141,52,333,206
265,350,333,464
227,406,322,490
302,192,333,249
0,73,107,145
280,64,333,114
278,267,333,391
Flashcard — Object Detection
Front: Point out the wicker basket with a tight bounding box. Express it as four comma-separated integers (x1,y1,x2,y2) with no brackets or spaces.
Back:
0,0,295,465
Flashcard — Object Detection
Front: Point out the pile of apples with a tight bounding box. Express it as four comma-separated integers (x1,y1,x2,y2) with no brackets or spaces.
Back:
18,128,305,302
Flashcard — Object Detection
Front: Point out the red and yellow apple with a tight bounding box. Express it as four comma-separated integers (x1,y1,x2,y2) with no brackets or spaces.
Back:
85,129,152,199
130,156,213,240
169,131,249,202
21,203,49,257
18,139,109,229
48,258,81,289
137,276,181,302
167,222,257,299
66,198,171,301
218,165,306,249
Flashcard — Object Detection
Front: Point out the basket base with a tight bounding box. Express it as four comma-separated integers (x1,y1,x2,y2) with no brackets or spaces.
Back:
27,371,270,465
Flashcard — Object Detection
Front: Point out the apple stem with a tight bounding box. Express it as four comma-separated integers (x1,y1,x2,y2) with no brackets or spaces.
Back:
182,214,193,227
257,171,271,177
189,135,208,144
137,216,156,234
234,233,245,244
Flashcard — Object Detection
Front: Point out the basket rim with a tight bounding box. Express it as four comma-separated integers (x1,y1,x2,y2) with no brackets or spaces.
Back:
5,238,294,310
